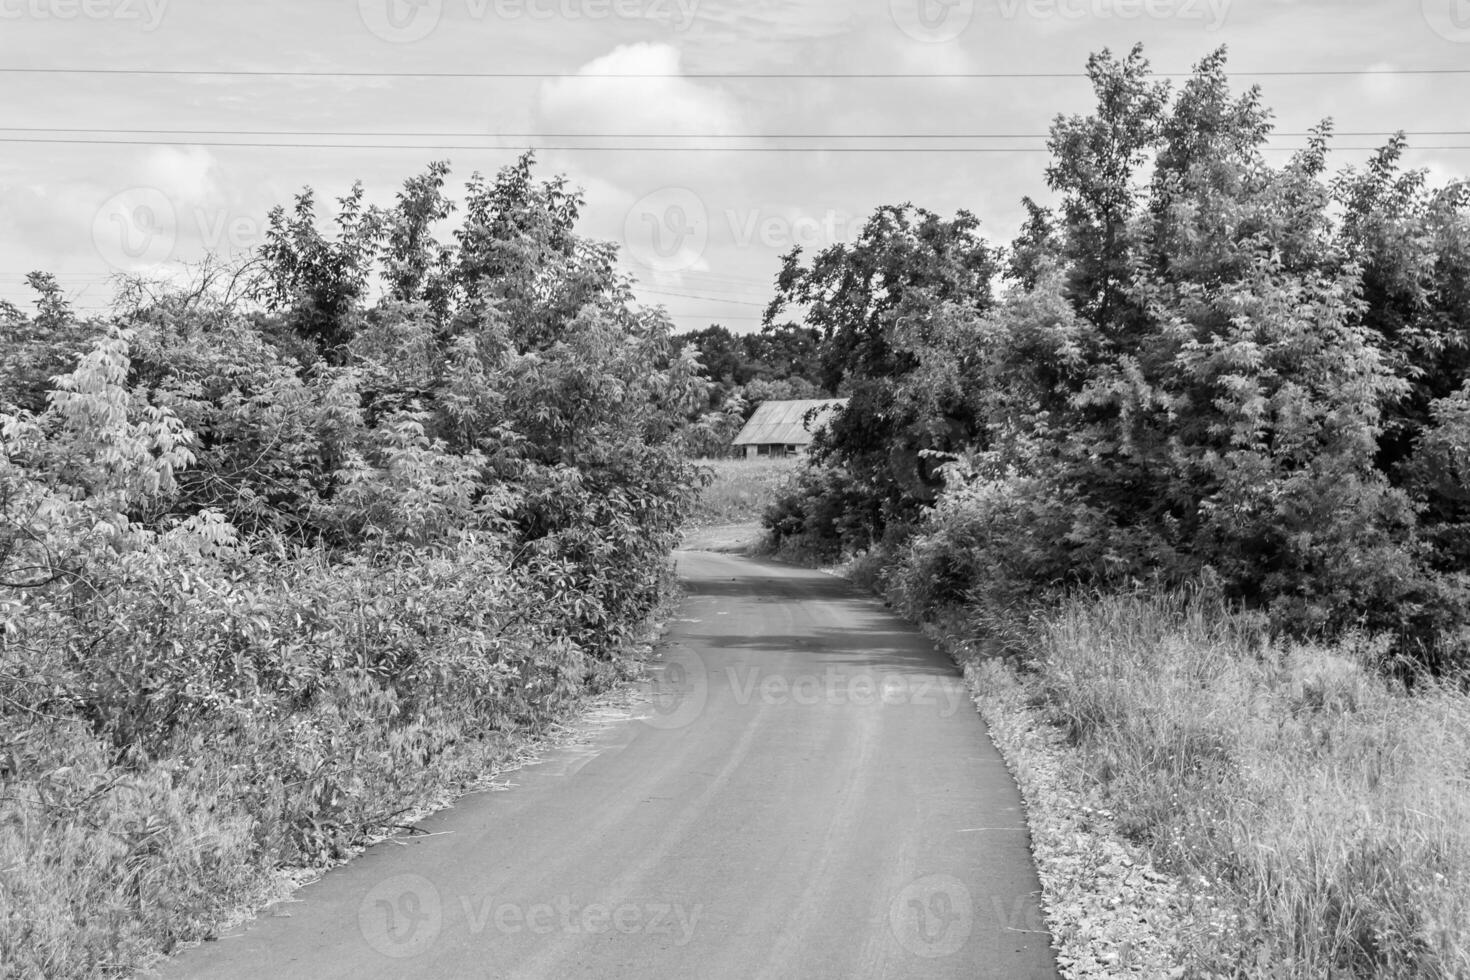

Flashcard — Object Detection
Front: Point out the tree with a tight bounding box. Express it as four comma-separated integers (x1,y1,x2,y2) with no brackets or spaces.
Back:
1046,44,1169,340
764,204,1001,542
0,273,101,414
258,183,382,363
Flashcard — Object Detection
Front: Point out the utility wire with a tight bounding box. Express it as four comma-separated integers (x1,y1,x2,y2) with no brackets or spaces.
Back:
5,137,1467,151
4,127,1467,139
3,67,1469,79
639,288,770,307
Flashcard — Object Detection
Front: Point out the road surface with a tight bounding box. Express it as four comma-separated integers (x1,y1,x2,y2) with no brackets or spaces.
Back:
152,549,1057,979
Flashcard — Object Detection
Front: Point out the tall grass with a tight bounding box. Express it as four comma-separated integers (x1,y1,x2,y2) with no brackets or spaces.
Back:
1012,590,1470,977
687,456,801,526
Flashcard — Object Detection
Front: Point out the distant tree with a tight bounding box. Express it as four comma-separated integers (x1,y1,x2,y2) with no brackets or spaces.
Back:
765,204,1001,539
258,183,382,363
0,273,100,413
677,325,753,386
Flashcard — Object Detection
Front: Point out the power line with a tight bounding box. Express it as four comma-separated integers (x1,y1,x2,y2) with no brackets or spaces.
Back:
642,282,773,299
639,288,769,307
5,137,1467,152
3,67,1469,79
4,126,1467,139
0,136,1045,151
662,270,777,286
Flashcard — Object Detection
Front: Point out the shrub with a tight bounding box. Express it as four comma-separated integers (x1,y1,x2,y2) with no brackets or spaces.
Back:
0,155,704,979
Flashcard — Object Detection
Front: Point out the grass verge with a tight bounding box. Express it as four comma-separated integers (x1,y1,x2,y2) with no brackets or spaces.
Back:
687,457,801,527
1014,591,1470,978
839,551,1470,977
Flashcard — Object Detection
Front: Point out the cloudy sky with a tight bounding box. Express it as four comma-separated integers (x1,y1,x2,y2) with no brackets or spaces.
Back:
3,0,1468,332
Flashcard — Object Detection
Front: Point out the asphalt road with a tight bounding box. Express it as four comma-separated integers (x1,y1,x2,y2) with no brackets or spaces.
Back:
152,549,1058,979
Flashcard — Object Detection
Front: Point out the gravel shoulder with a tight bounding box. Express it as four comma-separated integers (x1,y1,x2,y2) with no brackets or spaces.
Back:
951,649,1189,978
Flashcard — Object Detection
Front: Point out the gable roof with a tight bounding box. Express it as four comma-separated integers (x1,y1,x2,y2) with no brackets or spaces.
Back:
732,398,848,446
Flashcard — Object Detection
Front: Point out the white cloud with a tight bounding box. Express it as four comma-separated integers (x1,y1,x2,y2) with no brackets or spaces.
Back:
537,43,744,136
1357,61,1405,104
141,146,221,206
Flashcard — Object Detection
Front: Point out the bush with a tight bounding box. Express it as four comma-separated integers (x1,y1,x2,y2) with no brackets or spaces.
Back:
762,463,883,561
0,155,704,979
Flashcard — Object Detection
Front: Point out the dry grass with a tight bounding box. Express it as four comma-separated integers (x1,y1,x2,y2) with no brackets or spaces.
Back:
984,590,1470,978
687,456,802,527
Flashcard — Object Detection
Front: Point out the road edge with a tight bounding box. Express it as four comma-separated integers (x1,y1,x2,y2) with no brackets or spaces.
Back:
805,560,1190,978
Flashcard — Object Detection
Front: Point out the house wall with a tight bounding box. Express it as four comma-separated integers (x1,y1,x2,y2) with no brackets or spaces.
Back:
743,444,803,458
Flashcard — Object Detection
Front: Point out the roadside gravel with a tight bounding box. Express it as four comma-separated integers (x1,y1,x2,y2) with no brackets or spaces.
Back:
952,646,1190,979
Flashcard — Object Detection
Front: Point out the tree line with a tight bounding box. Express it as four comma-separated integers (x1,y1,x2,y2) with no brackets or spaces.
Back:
760,46,1470,669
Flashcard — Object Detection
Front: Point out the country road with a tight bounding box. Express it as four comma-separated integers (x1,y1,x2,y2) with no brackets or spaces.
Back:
152,548,1058,979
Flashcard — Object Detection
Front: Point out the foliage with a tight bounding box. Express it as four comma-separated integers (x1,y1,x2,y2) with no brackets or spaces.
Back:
672,323,828,458
767,45,1470,665
765,205,1001,530
0,153,703,978
0,273,102,414
987,589,1470,978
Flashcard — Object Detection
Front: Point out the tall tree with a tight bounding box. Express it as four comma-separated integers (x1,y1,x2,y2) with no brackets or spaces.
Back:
765,205,1000,538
